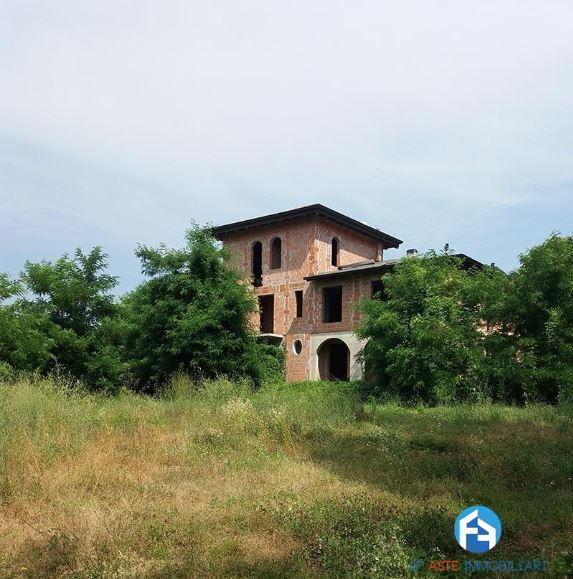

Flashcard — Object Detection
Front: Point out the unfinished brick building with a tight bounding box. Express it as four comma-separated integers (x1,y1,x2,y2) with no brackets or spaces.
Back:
213,204,404,382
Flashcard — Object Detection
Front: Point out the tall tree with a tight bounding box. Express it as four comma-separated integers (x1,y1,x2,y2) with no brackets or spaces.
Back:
123,225,279,392
508,234,573,402
20,248,125,391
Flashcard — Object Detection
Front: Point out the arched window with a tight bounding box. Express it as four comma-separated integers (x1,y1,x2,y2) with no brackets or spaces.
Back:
270,237,281,269
331,237,340,267
252,241,262,286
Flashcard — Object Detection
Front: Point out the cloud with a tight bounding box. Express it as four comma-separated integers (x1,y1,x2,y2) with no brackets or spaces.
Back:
0,0,572,290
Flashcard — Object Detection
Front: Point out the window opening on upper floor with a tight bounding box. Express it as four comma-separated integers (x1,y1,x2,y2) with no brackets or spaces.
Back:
323,285,343,323
252,241,262,286
270,237,282,269
331,237,340,267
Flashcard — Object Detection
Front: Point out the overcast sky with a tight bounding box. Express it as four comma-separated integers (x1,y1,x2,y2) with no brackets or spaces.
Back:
1,1,572,293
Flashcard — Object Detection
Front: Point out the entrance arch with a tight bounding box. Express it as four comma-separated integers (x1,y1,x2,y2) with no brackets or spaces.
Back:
317,338,350,381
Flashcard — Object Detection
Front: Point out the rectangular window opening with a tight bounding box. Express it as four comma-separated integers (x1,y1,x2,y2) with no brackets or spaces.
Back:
259,294,274,333
371,280,387,301
323,286,342,323
295,290,303,318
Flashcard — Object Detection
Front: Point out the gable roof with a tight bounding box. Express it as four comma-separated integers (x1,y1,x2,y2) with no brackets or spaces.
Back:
212,203,402,249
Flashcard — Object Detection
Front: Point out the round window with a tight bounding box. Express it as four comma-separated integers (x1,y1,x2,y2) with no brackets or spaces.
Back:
293,339,303,355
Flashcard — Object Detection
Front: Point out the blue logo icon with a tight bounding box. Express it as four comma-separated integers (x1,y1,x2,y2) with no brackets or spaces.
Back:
410,559,424,572
454,506,501,553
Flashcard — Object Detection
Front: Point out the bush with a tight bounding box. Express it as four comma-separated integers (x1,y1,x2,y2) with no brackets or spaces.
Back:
0,250,126,392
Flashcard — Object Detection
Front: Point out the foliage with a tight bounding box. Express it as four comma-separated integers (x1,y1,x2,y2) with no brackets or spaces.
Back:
358,252,506,403
0,273,54,375
122,225,281,391
22,247,126,392
0,249,125,392
359,235,573,405
507,234,573,402
2,227,571,399
1,229,282,392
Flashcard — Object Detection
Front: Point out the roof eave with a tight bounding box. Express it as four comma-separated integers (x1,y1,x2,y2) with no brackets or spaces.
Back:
212,204,402,249
304,262,395,282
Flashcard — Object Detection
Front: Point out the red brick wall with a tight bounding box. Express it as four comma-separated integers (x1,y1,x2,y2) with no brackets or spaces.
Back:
305,274,382,333
222,216,381,279
315,219,382,271
220,216,316,336
283,273,384,381
283,332,312,382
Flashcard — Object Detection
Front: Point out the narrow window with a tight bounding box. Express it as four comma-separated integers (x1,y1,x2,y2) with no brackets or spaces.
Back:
270,237,281,269
371,280,387,301
331,237,339,267
259,294,274,333
295,290,303,318
323,286,343,323
252,241,262,287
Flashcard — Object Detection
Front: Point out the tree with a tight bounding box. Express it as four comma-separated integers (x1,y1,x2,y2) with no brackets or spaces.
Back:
507,234,573,402
123,225,280,392
19,248,125,391
358,253,505,404
0,274,53,376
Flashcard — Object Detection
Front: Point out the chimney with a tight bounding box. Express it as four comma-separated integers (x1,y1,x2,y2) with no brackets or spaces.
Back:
406,248,418,257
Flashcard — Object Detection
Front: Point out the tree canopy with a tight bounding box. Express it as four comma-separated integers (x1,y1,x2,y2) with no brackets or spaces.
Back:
1,228,570,403
358,235,573,404
122,226,282,391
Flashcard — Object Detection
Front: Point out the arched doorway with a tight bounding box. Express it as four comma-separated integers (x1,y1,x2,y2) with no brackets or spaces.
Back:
318,338,350,381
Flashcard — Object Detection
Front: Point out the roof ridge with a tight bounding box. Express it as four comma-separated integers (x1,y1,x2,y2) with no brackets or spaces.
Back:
213,204,402,249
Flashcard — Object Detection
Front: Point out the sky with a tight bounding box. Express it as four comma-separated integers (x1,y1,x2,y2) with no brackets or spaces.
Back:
1,0,572,294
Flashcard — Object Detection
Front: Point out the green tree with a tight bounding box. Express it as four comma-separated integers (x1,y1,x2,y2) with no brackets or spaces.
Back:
20,248,125,391
0,273,54,377
123,225,279,392
507,234,573,402
358,253,504,404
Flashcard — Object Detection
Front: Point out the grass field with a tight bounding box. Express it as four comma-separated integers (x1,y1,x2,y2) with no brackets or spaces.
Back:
0,377,571,577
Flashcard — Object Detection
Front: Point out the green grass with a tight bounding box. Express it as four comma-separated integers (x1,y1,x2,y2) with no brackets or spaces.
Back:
0,376,571,577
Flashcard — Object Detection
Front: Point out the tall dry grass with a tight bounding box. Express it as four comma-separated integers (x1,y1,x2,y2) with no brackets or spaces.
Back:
0,376,571,577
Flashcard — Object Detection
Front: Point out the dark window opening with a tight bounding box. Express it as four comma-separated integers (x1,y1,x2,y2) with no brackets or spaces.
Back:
252,241,262,287
371,280,388,301
259,294,274,333
318,339,350,381
295,290,303,318
270,237,281,269
331,237,339,267
323,285,343,323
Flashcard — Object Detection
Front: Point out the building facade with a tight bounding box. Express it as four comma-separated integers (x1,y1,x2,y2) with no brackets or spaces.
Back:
213,204,403,382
